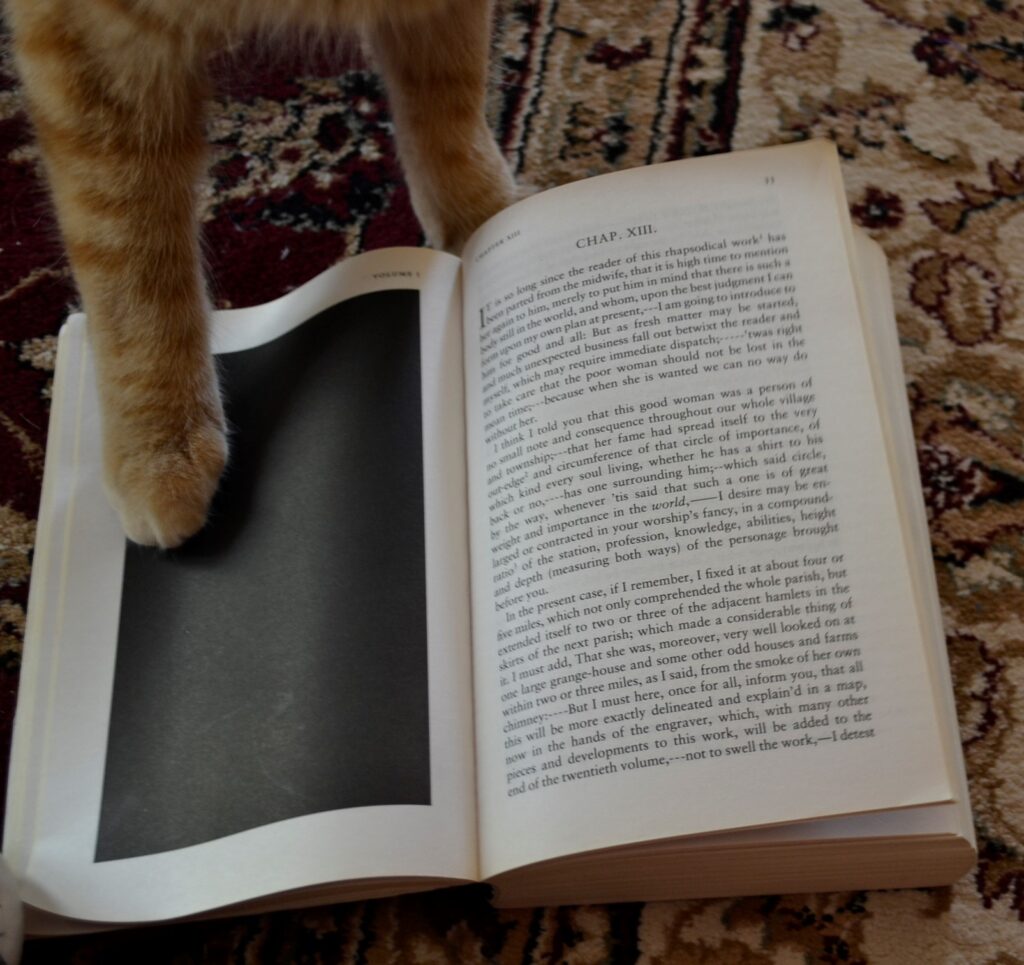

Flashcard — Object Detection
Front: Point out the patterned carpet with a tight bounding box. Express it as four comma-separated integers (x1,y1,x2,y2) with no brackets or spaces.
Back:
2,0,1023,961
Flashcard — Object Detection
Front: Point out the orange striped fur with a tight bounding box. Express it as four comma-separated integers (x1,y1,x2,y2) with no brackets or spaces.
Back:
6,0,516,546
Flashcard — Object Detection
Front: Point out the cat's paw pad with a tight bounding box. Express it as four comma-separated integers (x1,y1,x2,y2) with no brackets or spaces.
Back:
105,420,228,549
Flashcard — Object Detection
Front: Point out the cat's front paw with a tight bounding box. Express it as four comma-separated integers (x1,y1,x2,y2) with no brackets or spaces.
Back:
417,145,521,254
104,413,228,549
434,180,521,255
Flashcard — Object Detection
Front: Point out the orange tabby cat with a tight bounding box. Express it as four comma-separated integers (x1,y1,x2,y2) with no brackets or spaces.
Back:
6,0,517,547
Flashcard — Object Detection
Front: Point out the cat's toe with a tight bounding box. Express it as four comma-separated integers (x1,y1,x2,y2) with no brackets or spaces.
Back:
106,421,228,549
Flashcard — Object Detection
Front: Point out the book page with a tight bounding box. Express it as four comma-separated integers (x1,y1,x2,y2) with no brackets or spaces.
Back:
850,232,974,845
461,141,957,877
4,248,478,925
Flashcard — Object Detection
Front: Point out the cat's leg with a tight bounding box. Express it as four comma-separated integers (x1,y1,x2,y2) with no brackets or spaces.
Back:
365,0,518,252
11,6,225,547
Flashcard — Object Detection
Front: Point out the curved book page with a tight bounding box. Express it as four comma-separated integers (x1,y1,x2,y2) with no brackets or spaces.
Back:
6,248,477,926
460,142,959,877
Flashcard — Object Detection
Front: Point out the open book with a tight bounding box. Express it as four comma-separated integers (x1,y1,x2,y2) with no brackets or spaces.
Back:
5,141,975,934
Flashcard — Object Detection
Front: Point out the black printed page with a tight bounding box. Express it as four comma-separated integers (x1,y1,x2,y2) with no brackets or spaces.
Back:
5,248,478,927
461,141,956,878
